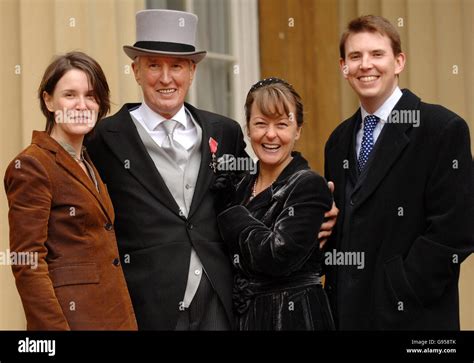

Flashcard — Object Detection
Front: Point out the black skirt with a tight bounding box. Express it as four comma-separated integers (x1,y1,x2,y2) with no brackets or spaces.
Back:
233,272,335,331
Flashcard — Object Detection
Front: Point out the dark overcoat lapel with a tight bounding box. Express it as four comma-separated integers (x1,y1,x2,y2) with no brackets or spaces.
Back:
351,95,415,208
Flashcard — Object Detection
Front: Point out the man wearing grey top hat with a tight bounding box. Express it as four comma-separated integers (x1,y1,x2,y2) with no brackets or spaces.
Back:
86,9,248,330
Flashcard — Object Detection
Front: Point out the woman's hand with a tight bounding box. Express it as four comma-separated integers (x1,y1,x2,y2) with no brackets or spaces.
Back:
210,172,240,214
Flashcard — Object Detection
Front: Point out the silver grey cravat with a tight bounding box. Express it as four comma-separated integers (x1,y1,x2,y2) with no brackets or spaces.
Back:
161,120,188,169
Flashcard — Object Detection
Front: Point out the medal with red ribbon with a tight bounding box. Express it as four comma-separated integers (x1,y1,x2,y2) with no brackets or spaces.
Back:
209,137,218,173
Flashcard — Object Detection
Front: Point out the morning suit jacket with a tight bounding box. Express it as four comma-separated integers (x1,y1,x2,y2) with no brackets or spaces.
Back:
4,131,137,330
85,102,247,330
324,89,473,330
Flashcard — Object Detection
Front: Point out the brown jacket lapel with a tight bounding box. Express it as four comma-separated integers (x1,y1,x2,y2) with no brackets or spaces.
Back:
32,131,114,221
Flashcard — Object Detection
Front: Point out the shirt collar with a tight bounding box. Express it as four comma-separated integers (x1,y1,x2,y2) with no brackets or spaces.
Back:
360,86,403,124
139,102,188,131
56,139,85,161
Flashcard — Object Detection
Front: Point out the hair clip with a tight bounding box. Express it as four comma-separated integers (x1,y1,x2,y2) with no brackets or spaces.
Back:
249,77,292,93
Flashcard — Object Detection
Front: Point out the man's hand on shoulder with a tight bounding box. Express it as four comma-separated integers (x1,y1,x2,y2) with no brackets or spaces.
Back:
319,181,339,250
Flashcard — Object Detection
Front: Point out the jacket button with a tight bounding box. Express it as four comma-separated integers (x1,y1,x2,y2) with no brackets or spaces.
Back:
187,223,194,230
104,222,113,231
350,199,354,206
113,258,120,266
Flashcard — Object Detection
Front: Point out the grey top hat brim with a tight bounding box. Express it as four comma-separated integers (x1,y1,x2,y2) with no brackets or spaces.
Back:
123,45,207,63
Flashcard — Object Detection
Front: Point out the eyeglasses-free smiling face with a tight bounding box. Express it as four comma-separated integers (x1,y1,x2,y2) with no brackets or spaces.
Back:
340,31,406,113
132,56,196,119
248,101,301,170
43,68,99,137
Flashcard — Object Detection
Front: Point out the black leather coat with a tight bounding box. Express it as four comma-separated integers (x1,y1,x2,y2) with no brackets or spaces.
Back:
217,152,335,330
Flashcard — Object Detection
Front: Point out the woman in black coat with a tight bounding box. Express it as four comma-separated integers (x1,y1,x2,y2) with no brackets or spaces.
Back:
216,78,335,330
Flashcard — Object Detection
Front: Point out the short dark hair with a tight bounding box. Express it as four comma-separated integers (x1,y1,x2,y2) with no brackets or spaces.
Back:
245,77,303,127
339,15,402,59
38,51,110,134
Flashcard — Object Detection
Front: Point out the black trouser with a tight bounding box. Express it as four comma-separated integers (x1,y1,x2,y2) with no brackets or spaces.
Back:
175,272,230,330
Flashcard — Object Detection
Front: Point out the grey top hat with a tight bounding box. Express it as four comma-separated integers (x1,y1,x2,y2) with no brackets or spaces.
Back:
123,9,207,63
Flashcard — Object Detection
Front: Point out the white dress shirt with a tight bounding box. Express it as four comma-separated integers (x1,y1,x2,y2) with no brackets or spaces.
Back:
356,87,403,158
130,102,198,151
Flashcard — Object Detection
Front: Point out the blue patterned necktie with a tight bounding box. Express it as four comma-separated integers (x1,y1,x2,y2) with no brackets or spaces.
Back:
358,115,380,172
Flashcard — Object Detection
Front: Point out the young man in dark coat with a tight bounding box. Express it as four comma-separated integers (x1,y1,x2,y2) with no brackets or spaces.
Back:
324,15,473,330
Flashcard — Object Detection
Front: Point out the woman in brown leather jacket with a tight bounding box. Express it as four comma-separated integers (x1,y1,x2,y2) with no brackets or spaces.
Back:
216,78,335,330
4,52,137,330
